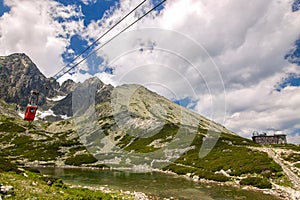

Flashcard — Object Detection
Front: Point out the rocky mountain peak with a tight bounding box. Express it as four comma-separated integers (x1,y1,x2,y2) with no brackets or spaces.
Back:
60,79,77,94
0,53,62,108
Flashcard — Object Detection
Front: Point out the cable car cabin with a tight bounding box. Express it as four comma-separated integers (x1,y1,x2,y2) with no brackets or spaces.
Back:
24,105,38,121
24,90,40,121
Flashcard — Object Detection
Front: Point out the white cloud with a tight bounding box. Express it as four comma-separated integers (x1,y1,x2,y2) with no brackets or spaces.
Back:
57,69,92,85
223,69,300,143
287,134,300,144
0,0,84,76
95,72,116,86
1,0,300,143
81,0,300,142
80,0,97,5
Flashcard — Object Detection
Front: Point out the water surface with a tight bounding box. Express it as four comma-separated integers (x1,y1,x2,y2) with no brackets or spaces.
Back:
37,167,280,200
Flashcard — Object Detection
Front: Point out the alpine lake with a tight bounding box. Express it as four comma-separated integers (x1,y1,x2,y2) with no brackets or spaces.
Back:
35,167,281,200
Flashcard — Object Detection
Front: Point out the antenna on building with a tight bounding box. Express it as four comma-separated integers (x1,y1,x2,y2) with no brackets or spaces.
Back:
253,131,259,136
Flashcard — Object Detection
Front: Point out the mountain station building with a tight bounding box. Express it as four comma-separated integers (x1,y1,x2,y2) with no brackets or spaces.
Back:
252,132,287,145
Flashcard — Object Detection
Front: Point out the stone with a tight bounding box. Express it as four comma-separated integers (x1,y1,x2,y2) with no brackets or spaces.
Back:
0,185,14,195
192,175,199,182
47,180,52,186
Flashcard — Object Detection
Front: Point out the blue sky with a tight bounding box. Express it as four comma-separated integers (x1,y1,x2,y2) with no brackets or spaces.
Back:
55,0,119,26
55,0,165,75
0,1,9,16
0,0,300,143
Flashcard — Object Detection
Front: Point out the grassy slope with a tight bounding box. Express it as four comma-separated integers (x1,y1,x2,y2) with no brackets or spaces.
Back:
0,99,296,191
0,115,130,199
0,168,128,199
0,115,87,165
163,131,286,188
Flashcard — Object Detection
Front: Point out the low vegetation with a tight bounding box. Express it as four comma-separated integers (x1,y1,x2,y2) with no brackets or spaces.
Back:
0,111,292,192
281,153,300,163
0,168,127,199
119,123,179,153
163,132,282,187
271,144,300,151
0,115,96,166
65,154,98,166
0,130,129,200
240,177,272,189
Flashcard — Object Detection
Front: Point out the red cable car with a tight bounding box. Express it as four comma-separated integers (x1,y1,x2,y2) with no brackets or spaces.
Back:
24,90,39,122
24,105,38,121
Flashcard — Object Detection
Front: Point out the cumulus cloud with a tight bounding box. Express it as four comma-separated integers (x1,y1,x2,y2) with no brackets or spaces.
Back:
1,0,300,143
81,0,300,142
287,134,300,144
0,0,84,76
81,0,97,5
223,67,300,139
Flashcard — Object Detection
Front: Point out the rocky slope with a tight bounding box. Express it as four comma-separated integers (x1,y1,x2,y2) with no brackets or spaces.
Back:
1,53,299,199
0,53,75,109
70,77,237,170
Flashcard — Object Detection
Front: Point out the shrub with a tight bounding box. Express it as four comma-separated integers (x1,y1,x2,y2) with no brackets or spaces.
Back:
0,121,25,133
282,153,300,163
52,179,67,189
194,170,230,182
240,177,272,189
162,164,196,175
0,157,18,172
65,154,98,166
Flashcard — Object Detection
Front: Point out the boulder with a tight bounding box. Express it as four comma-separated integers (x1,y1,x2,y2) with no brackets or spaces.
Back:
0,185,14,195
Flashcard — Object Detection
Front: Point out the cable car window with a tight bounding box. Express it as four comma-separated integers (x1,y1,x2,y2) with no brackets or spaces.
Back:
30,108,35,113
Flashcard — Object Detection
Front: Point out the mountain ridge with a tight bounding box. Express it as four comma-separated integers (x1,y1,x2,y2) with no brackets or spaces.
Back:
0,53,299,199
0,53,75,110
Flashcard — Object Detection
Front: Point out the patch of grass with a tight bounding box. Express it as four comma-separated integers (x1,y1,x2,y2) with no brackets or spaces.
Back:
0,170,126,199
164,164,196,175
163,164,230,182
0,131,13,143
69,146,87,154
163,132,283,185
118,134,135,148
0,118,87,163
175,133,282,176
40,121,52,129
0,121,26,133
122,124,179,153
271,144,300,151
65,154,98,166
12,135,32,145
4,134,61,161
60,138,82,147
57,120,72,126
295,163,300,169
24,121,37,129
272,171,293,187
0,115,15,122
282,153,300,163
0,157,19,173
219,133,258,146
195,169,230,182
240,177,272,189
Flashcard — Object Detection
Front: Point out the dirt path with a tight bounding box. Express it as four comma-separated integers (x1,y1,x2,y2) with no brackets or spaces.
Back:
265,148,300,190
250,147,300,200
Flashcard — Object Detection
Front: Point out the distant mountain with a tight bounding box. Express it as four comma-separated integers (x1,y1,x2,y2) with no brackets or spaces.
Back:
1,53,299,197
0,53,75,109
73,79,236,166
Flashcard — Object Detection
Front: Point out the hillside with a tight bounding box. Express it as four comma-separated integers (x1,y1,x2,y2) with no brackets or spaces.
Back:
0,53,300,199
0,53,76,112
